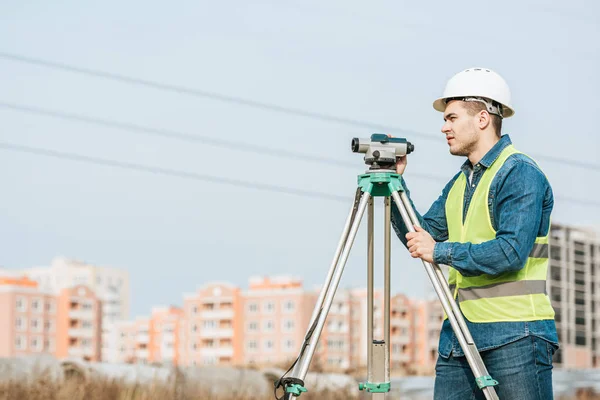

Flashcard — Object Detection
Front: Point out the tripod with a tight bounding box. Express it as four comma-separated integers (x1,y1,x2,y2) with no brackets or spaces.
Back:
274,168,499,400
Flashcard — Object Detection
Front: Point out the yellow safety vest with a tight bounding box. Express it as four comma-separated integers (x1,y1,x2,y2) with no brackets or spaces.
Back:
445,145,555,322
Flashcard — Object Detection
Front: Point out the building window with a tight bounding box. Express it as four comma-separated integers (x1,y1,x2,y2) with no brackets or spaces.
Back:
263,301,275,313
45,300,55,313
31,337,42,352
15,335,27,350
248,303,258,313
81,339,92,348
31,298,42,313
16,316,27,332
283,301,295,312
264,340,274,352
44,338,55,352
248,321,258,332
45,320,54,332
202,320,216,330
31,318,43,332
203,357,217,365
82,302,93,310
283,339,294,351
82,321,93,329
264,320,274,331
247,340,258,351
283,319,294,332
16,297,27,312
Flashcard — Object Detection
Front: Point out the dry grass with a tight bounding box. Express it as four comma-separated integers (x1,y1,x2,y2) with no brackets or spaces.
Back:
0,375,353,400
1,375,598,400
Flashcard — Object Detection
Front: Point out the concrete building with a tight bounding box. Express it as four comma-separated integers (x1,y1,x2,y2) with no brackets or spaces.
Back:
181,283,244,366
548,223,600,368
0,275,56,358
242,276,316,368
55,285,102,362
19,256,130,362
148,306,183,366
113,317,151,364
411,299,443,375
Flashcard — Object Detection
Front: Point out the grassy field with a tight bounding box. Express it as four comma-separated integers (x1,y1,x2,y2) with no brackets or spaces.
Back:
0,376,353,400
1,376,599,400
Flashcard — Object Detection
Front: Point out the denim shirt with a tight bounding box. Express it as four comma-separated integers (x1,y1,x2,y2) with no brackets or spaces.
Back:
391,135,559,357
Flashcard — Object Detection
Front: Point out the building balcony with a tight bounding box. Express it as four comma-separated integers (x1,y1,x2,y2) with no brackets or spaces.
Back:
391,318,410,328
69,309,94,319
199,328,234,338
136,333,150,343
136,349,149,359
69,328,95,338
68,346,95,358
200,309,234,319
200,347,234,357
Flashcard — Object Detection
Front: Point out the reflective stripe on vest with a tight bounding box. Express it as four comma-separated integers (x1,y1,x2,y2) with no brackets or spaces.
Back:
444,144,555,323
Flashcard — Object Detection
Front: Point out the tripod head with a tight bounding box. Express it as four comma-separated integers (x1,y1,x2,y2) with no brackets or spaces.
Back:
351,133,415,170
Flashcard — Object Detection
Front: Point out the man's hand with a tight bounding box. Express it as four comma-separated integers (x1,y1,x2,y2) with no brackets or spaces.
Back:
406,226,435,263
396,156,407,175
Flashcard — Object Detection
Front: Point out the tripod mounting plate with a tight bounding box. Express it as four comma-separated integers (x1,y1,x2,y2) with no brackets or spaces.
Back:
358,171,405,197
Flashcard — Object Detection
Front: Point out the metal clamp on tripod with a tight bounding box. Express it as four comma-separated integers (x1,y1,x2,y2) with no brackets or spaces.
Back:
274,134,499,400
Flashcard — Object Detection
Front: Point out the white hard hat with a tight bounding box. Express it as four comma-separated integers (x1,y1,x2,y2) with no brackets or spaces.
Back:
433,67,515,118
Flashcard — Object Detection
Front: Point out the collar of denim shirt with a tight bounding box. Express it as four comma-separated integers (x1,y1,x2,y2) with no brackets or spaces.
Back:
460,134,513,176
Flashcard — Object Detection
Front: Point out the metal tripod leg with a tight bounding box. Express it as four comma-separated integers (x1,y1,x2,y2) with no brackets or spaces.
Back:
390,191,499,400
366,197,392,400
283,189,372,399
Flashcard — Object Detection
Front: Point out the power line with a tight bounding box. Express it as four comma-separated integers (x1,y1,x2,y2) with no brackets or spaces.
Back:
0,141,598,208
1,51,599,172
0,142,347,203
1,101,597,207
0,101,446,183
0,52,436,141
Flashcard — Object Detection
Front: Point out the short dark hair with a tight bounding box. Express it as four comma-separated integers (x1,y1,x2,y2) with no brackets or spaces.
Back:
462,101,502,137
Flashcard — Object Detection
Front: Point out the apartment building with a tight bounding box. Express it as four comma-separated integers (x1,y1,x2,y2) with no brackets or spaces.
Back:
55,285,102,362
390,294,414,373
148,306,183,366
319,289,354,371
19,257,130,362
0,275,56,358
549,223,600,368
412,299,443,375
113,317,151,364
0,270,104,362
242,276,316,367
181,283,243,366
346,288,385,370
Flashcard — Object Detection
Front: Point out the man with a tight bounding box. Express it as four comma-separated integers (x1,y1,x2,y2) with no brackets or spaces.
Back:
391,67,559,399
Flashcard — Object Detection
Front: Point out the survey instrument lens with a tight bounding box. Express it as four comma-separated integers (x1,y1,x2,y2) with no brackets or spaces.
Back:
351,133,414,170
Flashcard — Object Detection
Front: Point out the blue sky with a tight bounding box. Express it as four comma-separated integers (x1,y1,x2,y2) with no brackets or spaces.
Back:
1,1,598,317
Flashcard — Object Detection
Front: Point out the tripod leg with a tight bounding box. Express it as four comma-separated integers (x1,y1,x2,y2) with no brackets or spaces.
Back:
290,189,361,380
367,197,374,383
281,190,372,399
390,191,499,400
384,196,391,382
397,192,475,345
370,197,392,400
360,197,391,399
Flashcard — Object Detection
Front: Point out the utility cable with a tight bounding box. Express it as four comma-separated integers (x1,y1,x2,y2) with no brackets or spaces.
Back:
1,52,599,171
0,141,598,208
0,142,347,203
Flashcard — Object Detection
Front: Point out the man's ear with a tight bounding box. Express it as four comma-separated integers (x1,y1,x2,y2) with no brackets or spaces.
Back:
478,110,491,130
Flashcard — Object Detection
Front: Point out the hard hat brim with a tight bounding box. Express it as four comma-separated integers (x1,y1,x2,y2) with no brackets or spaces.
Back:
432,97,515,118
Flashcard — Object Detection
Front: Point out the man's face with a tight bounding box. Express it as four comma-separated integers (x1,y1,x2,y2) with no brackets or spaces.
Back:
441,100,479,157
